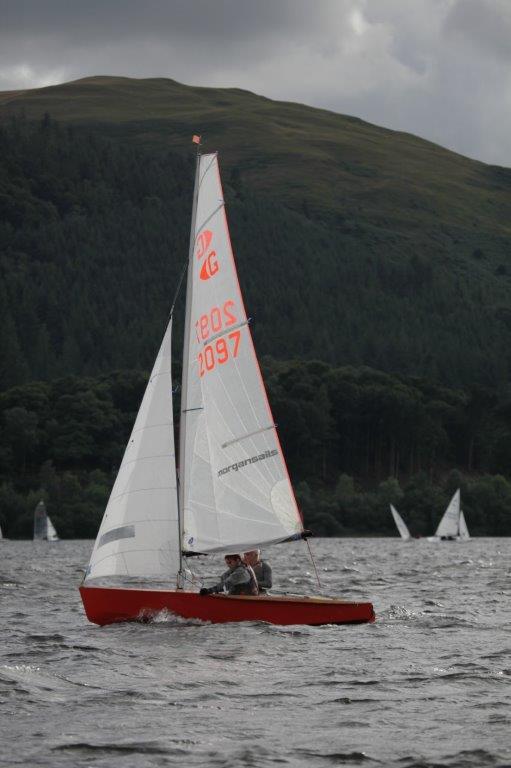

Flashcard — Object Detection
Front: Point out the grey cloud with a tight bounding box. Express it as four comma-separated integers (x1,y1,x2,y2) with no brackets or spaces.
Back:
444,0,511,61
2,0,340,45
0,0,510,165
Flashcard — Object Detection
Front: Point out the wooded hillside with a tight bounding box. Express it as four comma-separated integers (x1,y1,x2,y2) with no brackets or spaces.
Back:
1,77,511,537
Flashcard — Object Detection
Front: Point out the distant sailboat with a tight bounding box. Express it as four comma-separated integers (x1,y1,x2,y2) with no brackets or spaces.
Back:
428,489,470,541
79,139,375,627
33,500,59,541
390,504,411,540
458,509,470,541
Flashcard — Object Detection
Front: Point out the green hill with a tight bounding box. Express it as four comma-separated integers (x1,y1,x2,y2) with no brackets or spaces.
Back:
1,75,511,387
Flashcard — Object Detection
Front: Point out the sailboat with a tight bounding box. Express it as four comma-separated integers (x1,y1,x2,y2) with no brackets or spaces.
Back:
79,141,375,626
427,489,470,541
33,500,59,541
390,504,411,540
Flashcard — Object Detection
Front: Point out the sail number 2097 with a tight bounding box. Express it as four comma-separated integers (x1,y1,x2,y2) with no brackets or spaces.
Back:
196,300,241,377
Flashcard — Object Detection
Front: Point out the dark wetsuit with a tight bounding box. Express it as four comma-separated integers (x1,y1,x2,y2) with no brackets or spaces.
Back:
210,563,258,595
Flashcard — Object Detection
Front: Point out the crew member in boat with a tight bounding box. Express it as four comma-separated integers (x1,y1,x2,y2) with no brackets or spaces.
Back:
199,554,258,596
243,550,272,593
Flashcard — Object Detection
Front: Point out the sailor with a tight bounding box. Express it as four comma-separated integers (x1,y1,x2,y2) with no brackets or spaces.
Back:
199,554,258,596
243,549,272,593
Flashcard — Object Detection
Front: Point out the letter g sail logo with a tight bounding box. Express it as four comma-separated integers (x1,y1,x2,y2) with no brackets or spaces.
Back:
196,229,219,281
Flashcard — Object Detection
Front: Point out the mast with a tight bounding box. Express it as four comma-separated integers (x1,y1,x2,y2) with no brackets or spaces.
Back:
177,136,202,582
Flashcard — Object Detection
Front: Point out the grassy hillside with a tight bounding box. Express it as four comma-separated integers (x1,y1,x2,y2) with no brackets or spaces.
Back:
2,75,511,234
1,76,511,388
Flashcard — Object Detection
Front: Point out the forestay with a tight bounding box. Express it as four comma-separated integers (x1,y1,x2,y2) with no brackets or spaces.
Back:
435,489,460,538
85,321,180,581
179,153,303,554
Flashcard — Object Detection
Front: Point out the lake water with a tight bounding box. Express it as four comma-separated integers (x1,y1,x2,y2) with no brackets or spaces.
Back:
1,538,510,768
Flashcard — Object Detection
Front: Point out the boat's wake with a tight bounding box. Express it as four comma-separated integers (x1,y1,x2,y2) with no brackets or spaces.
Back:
136,608,210,626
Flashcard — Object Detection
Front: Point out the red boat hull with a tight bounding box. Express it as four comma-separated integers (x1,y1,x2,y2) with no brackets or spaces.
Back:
79,585,375,626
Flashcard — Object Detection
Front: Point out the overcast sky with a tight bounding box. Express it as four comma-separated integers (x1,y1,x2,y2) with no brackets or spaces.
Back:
1,0,510,166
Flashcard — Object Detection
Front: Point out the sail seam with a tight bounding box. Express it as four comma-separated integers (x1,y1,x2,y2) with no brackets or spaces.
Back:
130,423,174,435
119,454,175,469
109,486,177,502
195,201,224,237
204,319,248,346
98,517,176,536
198,154,217,189
221,424,276,449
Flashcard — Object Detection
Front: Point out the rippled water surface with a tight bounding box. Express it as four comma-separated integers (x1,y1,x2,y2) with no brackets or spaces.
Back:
1,538,510,767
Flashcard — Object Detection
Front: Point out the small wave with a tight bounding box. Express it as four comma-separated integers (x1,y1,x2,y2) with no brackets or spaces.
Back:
397,748,504,767
295,749,377,764
53,741,175,756
320,696,378,705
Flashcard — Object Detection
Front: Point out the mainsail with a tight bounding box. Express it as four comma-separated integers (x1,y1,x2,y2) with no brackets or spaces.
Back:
390,504,411,540
179,153,303,554
434,489,460,538
84,321,180,580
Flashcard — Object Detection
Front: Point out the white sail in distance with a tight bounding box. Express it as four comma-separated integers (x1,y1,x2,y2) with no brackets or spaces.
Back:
34,500,54,540
390,504,411,540
46,516,59,542
458,509,470,540
434,489,461,538
85,320,180,581
179,153,303,554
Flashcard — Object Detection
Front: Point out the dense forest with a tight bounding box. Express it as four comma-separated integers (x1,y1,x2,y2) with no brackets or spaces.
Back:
0,91,510,538
1,361,511,538
2,115,511,390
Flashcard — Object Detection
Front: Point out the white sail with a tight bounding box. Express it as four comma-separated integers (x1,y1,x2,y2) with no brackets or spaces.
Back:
46,516,59,542
85,320,180,581
390,504,411,540
34,500,49,540
179,153,303,554
434,489,460,538
458,509,470,540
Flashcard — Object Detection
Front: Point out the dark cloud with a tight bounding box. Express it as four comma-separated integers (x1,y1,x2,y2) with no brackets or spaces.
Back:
0,0,510,166
2,0,336,45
